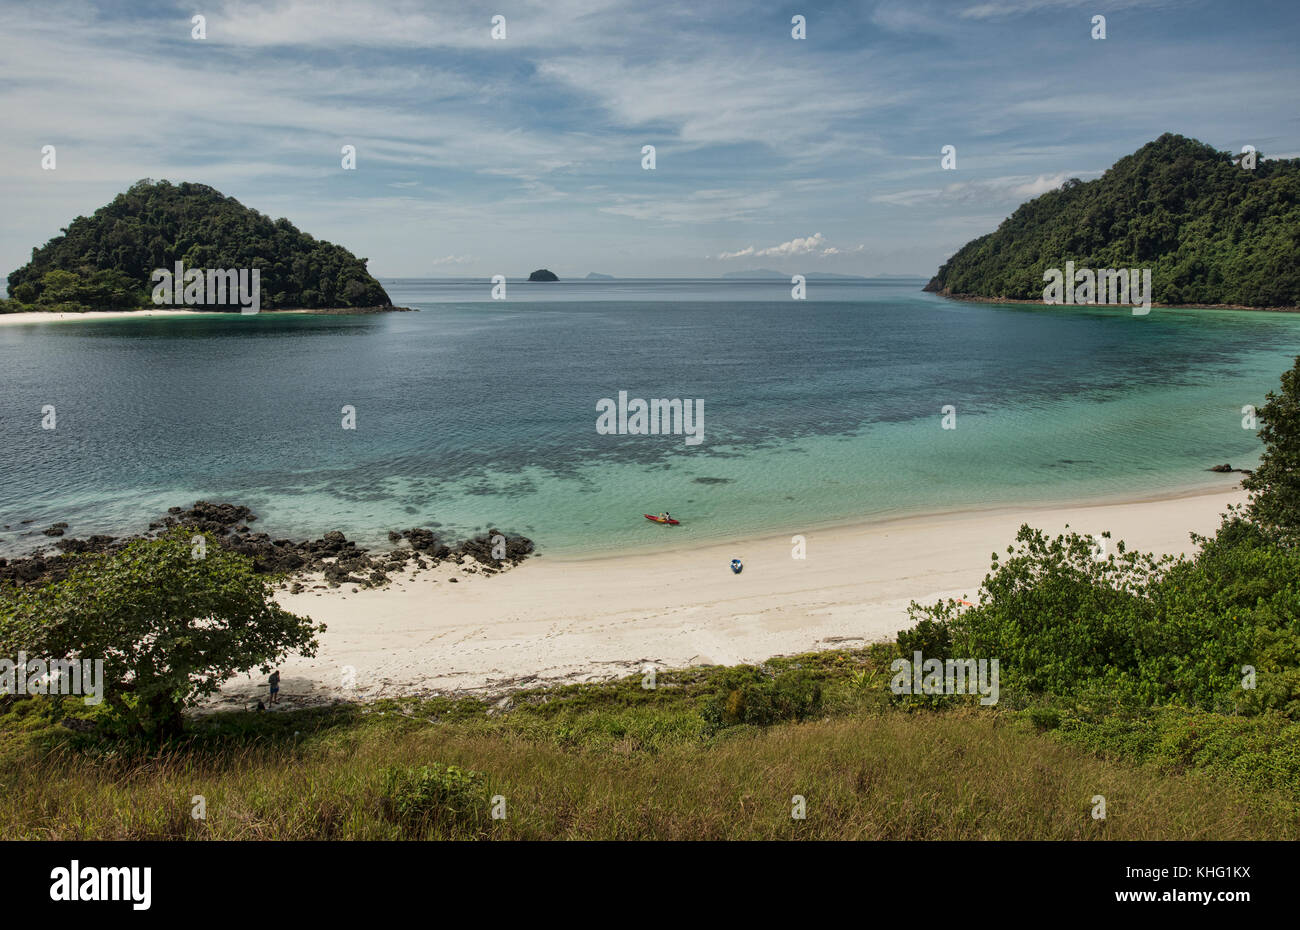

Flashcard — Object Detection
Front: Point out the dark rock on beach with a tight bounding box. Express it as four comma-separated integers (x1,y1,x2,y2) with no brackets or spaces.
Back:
0,500,537,590
458,528,535,568
55,535,115,554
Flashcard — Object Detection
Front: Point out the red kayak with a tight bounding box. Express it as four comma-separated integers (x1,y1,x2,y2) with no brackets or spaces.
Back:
644,514,680,525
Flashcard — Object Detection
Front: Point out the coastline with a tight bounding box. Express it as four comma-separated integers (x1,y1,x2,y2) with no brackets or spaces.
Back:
0,306,415,325
541,473,1249,563
924,291,1300,313
212,482,1247,711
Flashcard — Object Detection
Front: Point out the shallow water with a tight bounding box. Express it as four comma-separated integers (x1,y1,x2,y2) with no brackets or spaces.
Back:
1,278,1296,557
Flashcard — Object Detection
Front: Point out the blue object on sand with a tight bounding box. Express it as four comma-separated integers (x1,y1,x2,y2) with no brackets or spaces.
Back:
730,559,743,574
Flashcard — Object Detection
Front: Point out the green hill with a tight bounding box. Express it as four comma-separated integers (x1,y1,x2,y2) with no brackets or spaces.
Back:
5,179,392,312
925,134,1300,308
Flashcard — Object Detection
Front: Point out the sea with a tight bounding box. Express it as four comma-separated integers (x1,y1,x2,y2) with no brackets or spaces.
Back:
2,277,1297,558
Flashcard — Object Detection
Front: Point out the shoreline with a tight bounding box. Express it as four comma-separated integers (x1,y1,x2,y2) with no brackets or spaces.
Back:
0,306,415,325
540,473,1248,564
211,482,1247,711
924,291,1300,313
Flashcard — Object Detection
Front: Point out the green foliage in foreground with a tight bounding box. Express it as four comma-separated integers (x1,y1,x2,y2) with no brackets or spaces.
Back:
926,133,1300,307
5,179,391,311
903,517,1300,717
0,529,321,739
1244,355,1300,535
1,650,1296,839
380,764,492,837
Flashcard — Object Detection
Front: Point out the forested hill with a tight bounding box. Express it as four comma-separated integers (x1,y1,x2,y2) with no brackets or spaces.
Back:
924,134,1300,308
5,180,391,311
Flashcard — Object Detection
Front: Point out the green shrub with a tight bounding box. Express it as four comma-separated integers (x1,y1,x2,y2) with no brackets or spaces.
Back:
1055,707,1300,797
899,519,1300,716
896,611,953,658
379,763,490,836
1243,356,1300,536
700,665,823,729
1024,706,1062,731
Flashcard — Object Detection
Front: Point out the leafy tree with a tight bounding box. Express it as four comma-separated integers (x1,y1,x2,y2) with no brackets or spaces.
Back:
1243,356,1300,535
0,529,322,739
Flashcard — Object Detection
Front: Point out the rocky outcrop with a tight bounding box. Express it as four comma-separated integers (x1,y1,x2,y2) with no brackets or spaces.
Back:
0,500,537,589
528,269,559,282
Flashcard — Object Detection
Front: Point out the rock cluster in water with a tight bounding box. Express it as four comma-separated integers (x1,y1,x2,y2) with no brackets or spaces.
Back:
0,500,535,590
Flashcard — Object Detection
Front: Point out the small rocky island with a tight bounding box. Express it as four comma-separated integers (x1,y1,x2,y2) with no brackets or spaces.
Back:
528,269,559,282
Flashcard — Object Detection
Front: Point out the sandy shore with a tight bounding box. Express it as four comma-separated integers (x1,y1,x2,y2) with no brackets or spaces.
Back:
0,307,411,325
0,309,210,325
213,485,1246,710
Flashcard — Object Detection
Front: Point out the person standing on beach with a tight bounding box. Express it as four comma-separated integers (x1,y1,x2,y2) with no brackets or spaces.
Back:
268,669,280,705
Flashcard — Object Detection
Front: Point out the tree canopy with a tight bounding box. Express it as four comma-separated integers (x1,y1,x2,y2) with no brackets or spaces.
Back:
1243,356,1300,535
925,134,1300,307
0,529,321,739
5,179,391,312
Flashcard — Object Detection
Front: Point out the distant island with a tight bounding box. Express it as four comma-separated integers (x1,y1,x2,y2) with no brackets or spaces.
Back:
528,269,559,282
585,272,615,280
925,134,1300,309
3,179,396,313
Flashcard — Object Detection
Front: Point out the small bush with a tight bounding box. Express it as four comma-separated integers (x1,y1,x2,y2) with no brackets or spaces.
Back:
1024,706,1061,731
701,666,823,729
897,611,954,658
379,763,490,837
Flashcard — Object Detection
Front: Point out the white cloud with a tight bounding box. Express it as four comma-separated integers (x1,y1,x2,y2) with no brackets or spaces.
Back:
716,233,855,260
870,172,1099,207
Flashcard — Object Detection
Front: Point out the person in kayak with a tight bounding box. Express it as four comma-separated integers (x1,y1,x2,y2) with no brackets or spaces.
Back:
662,512,672,523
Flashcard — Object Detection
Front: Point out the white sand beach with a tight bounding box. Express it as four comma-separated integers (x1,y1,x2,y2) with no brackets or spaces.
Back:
214,485,1246,709
0,308,401,325
0,309,206,325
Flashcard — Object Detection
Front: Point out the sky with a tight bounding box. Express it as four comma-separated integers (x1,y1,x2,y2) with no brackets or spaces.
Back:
0,0,1297,280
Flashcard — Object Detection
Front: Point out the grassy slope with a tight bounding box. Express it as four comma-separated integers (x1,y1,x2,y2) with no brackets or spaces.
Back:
3,648,1296,840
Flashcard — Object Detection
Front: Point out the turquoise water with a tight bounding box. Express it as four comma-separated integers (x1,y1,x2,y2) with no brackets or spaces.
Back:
1,279,1297,558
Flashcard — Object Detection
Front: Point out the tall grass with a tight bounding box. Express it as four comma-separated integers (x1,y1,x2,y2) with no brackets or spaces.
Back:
3,702,1295,840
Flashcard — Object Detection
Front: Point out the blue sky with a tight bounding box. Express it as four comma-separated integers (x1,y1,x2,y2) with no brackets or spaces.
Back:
1,0,1297,279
